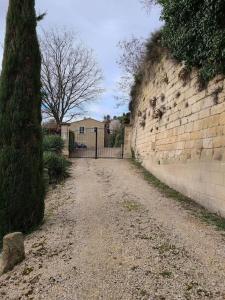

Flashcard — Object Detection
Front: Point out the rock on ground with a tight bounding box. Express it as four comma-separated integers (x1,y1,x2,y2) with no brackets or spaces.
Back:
0,159,225,299
0,232,25,275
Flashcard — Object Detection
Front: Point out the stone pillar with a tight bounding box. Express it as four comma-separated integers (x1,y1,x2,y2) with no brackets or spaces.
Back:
61,123,70,157
123,125,132,158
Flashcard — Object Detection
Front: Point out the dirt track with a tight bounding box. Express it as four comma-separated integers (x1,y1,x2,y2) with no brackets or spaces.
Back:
1,159,225,300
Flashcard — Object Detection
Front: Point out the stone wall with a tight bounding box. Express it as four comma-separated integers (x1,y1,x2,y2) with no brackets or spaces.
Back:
130,55,225,216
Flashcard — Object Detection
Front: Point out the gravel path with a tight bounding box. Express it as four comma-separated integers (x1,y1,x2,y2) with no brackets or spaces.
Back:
1,159,225,300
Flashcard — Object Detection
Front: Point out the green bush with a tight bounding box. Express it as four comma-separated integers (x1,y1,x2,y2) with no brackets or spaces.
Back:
42,127,50,136
43,152,71,183
157,0,225,82
43,135,64,154
130,0,225,113
145,30,163,64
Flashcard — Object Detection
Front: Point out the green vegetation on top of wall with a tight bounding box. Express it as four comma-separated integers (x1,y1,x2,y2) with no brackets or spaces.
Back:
129,1,225,114
159,0,225,83
129,30,164,115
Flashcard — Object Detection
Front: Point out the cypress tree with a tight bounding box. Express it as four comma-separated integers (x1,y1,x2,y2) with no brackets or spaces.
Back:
0,0,45,241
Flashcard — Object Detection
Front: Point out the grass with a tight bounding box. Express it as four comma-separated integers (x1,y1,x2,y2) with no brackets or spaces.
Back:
160,270,172,278
153,243,176,254
131,159,225,231
123,200,142,212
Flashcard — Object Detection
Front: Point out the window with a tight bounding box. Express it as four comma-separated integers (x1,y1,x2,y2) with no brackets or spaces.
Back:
79,127,85,134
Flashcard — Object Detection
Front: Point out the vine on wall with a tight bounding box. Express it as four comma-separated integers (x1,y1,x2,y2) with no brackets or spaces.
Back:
157,0,225,82
129,0,225,114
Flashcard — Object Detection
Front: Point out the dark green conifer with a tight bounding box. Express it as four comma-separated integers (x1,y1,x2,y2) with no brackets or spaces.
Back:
0,0,45,241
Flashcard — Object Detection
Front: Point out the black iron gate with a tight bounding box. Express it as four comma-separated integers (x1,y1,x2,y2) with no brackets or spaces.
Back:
69,127,124,159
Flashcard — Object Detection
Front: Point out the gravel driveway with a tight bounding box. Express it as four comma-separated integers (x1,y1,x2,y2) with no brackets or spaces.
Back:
1,159,225,300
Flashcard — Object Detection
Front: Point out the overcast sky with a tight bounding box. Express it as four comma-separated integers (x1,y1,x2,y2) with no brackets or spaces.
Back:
0,0,162,121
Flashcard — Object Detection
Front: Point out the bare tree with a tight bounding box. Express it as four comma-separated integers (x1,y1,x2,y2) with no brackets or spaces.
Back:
40,29,103,125
140,0,157,11
117,37,145,75
116,36,145,105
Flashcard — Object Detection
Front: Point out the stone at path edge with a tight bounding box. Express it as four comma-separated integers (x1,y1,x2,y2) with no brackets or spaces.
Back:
0,232,25,275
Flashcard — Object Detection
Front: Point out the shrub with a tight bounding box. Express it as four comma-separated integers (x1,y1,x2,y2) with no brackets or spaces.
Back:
145,30,164,63
158,0,225,83
43,135,64,154
42,127,50,136
43,152,71,183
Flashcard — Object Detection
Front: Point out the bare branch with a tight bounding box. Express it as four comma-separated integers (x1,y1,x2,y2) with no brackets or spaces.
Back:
117,36,145,76
140,0,157,12
116,36,145,106
40,28,103,125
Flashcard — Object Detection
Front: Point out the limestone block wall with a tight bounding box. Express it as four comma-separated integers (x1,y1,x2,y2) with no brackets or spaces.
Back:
130,56,225,216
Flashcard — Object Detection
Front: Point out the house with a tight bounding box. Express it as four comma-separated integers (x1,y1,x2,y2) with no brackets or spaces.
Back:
69,118,105,149
42,119,60,135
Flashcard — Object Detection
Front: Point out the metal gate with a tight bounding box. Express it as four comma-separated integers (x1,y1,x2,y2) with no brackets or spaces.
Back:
69,127,124,159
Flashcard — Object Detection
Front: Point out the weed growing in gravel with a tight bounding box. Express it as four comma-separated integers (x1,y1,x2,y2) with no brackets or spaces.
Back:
131,159,225,231
123,200,142,212
136,234,153,240
160,270,172,278
140,289,150,297
154,243,176,255
186,281,199,291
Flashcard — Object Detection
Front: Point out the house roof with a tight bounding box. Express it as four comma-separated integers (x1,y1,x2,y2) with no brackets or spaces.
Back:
42,121,58,129
70,117,103,124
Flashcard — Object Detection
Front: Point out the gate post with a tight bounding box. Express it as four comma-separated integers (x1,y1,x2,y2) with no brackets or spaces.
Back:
61,123,70,157
121,142,124,159
123,125,132,158
95,127,98,159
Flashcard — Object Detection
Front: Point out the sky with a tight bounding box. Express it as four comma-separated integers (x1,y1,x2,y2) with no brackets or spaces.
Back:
0,0,162,121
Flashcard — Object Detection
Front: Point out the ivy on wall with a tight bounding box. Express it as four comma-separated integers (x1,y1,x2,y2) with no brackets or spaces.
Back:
159,0,225,82
129,0,225,114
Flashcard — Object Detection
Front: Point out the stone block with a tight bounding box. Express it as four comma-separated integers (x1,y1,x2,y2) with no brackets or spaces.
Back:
0,232,25,275
203,138,213,149
185,122,194,133
219,112,225,125
188,112,199,122
211,102,225,116
199,108,211,119
192,101,202,113
213,136,225,148
213,148,224,161
193,120,203,131
190,130,202,140
185,140,194,149
202,96,213,109
201,149,213,161
202,127,217,138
